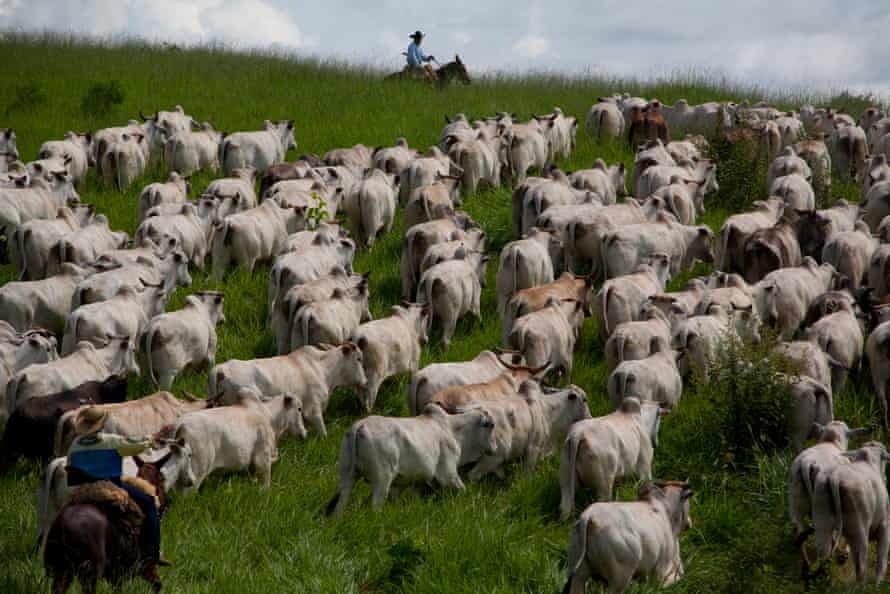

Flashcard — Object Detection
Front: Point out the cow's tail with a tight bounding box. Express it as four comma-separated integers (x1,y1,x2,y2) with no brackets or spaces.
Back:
61,313,79,356
325,425,360,516
512,247,521,297
851,135,867,179
410,376,427,416
563,514,591,594
143,323,160,387
114,149,126,192
619,370,635,399
15,228,27,279
561,431,583,518
36,457,66,551
597,108,606,140
421,193,434,224
718,223,734,272
829,477,844,557
615,333,626,364
600,284,615,335
301,311,313,348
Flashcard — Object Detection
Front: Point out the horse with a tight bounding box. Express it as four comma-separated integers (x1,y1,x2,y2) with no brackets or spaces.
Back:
385,55,471,88
43,454,171,594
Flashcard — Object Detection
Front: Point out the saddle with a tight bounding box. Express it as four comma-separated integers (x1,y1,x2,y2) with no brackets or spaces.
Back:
63,476,159,530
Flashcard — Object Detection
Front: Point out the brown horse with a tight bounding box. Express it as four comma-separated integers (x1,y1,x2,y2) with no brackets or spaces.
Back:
43,454,171,594
385,55,471,88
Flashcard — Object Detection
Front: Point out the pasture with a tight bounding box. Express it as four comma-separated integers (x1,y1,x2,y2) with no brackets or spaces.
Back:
0,34,884,593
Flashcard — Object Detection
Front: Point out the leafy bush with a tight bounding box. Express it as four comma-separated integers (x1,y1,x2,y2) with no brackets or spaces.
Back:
5,82,46,115
80,80,125,117
701,333,796,461
307,192,330,228
708,132,769,213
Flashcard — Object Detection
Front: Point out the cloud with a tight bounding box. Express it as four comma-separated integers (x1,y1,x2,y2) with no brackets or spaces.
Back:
3,0,308,49
452,31,472,46
512,35,549,59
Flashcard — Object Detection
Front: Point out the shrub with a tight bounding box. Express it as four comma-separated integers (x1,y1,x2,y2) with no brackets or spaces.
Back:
5,82,47,115
700,332,796,461
307,192,329,228
80,80,125,117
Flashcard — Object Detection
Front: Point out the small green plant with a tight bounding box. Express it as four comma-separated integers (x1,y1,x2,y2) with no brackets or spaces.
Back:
5,82,46,115
702,333,797,461
80,80,125,117
307,192,329,228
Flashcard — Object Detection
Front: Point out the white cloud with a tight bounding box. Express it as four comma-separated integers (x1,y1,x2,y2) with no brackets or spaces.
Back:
512,35,549,59
3,0,307,49
452,31,472,46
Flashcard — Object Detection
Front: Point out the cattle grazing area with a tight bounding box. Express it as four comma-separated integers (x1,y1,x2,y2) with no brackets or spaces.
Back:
3,34,890,593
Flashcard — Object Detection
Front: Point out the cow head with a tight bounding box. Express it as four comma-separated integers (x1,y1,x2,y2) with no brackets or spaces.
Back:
639,481,694,532
106,335,140,377
161,437,196,492
451,407,496,465
333,342,367,390
194,291,226,325
535,382,591,440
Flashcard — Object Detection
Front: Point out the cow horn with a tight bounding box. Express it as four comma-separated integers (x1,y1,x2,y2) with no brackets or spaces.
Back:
182,391,199,402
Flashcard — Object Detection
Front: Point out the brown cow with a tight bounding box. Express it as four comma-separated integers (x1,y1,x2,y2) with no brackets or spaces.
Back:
628,103,669,149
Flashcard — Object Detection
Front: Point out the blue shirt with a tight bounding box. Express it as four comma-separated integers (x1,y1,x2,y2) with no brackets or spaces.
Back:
70,448,123,481
407,41,430,67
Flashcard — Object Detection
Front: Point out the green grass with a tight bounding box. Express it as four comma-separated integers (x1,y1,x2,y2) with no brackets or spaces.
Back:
0,33,886,593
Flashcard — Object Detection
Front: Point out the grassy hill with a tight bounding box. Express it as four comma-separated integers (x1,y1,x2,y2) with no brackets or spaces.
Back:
0,33,883,593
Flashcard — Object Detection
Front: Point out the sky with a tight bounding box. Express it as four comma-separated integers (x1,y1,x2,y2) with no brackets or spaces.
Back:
2,1,889,98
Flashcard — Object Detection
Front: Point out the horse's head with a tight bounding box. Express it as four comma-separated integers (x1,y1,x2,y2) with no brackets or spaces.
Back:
134,453,171,516
442,55,471,85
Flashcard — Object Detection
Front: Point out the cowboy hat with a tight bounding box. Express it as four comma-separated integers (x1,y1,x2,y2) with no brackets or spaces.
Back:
410,30,424,40
76,407,110,435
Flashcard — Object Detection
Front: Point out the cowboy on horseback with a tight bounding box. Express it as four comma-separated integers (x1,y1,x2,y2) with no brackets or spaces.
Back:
65,408,171,574
404,30,437,82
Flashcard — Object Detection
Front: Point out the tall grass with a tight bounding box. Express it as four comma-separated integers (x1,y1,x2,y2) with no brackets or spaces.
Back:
0,33,883,593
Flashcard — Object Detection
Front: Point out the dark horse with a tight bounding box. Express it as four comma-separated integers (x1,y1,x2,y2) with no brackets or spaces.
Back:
43,454,171,594
385,54,471,88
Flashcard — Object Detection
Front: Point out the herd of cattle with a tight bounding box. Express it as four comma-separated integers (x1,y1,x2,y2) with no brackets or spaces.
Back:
1,94,890,590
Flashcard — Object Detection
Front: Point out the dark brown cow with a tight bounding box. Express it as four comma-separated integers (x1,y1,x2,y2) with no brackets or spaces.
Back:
0,376,128,471
742,214,803,283
628,103,669,149
257,156,324,197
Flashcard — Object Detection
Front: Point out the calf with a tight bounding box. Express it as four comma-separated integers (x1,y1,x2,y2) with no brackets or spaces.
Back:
6,338,139,411
327,405,496,516
142,291,225,389
55,215,129,269
203,167,258,218
162,389,306,492
795,201,859,261
403,178,459,229
398,147,455,204
467,382,590,480
0,264,92,335
595,254,671,336
496,227,561,315
100,133,147,190
137,172,190,221
813,442,890,582
608,336,682,409
351,303,429,412
560,397,665,518
786,377,834,453
801,299,862,392
767,146,812,191
372,137,418,175
400,216,484,298
503,121,549,185
447,129,504,196
648,278,709,321
406,350,527,415
416,250,488,347
672,305,760,379
220,120,296,175
830,124,868,182
508,298,583,375
291,281,371,349
208,343,367,436
210,200,308,277
563,481,693,594
342,169,397,248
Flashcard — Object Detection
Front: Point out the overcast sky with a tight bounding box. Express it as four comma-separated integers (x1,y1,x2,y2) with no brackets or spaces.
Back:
3,1,889,98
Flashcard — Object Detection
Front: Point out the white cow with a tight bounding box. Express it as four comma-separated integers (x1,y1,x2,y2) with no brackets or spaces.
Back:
208,343,367,436
601,216,714,279
37,132,92,186
569,159,627,205
220,120,296,175
56,215,129,268
585,99,625,140
416,249,488,347
560,397,665,518
142,291,225,389
350,303,429,412
290,281,371,349
136,204,208,268
100,133,147,190
608,336,683,409
6,338,140,410
507,298,583,375
138,172,190,221
496,227,561,315
563,481,693,593
0,264,92,335
162,389,306,492
267,235,356,312
327,404,496,516
342,169,397,248
595,254,672,336
72,249,191,308
10,205,94,280
163,122,222,176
